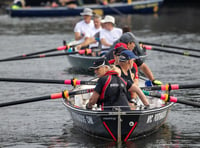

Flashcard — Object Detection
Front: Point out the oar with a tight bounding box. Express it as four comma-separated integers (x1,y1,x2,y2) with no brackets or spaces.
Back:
0,88,94,108
141,83,200,91
143,45,200,58
143,90,200,108
0,45,69,61
140,41,200,52
0,77,96,86
0,49,92,62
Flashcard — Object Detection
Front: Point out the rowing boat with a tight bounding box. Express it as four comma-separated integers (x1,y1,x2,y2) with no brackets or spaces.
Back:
65,47,147,72
7,0,164,17
62,77,173,142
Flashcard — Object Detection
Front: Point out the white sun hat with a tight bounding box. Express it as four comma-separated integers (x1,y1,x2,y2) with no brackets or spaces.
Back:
80,8,93,16
102,15,115,24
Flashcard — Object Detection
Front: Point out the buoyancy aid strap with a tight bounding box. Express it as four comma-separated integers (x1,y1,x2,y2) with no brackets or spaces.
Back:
118,76,127,85
104,70,119,76
100,75,112,99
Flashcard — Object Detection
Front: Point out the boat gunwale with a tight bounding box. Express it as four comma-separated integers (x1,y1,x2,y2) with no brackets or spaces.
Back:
62,99,174,116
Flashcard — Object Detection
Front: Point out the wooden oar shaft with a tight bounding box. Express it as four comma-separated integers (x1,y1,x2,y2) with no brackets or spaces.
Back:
0,95,53,107
176,99,200,107
0,88,94,108
0,78,64,84
0,49,92,62
0,77,96,85
143,91,200,108
150,47,200,58
0,46,67,61
141,41,200,52
141,83,200,91
0,52,78,62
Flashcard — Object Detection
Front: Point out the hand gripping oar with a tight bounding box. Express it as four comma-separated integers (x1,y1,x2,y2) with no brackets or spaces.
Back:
141,83,200,91
140,41,200,52
0,88,94,108
143,90,200,108
0,77,96,87
0,45,69,61
0,49,92,62
143,45,200,58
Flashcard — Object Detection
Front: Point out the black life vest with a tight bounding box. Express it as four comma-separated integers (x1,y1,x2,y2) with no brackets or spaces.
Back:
98,70,130,111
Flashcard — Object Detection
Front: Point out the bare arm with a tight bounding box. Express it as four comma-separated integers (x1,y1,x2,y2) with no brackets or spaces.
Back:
128,84,149,106
74,32,83,41
101,38,112,47
86,91,100,108
76,37,96,50
139,63,154,81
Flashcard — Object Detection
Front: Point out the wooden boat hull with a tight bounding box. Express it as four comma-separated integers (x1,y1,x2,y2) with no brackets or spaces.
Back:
63,102,173,142
66,54,102,72
62,77,173,142
7,0,164,17
65,52,146,72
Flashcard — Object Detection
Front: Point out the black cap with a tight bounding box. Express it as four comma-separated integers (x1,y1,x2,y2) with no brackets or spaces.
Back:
114,47,126,56
88,58,110,70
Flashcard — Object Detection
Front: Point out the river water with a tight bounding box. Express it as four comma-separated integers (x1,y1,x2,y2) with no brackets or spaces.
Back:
0,4,200,148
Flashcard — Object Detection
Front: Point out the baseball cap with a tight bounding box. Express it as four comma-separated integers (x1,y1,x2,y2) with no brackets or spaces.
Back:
88,58,110,70
114,42,127,49
119,50,138,62
114,47,126,56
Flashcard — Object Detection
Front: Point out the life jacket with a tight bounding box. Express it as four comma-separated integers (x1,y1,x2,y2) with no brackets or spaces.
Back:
98,70,130,111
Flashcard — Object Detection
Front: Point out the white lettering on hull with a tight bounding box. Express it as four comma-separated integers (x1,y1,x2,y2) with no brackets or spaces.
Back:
71,112,94,125
146,110,167,124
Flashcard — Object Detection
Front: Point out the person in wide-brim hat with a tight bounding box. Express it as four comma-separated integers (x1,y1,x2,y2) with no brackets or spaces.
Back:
80,8,93,16
101,15,115,24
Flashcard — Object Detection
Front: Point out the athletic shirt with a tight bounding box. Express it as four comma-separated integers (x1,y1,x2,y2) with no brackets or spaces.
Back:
116,65,134,101
88,26,102,48
74,20,94,42
116,65,133,83
100,27,122,49
94,71,132,111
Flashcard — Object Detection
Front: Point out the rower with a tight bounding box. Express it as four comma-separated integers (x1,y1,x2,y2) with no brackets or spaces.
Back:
86,58,149,111
75,14,103,51
106,32,162,86
74,8,94,43
115,50,140,108
99,15,122,51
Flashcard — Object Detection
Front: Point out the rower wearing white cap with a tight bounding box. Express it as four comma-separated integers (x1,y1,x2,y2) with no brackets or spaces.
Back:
100,15,122,50
74,8,94,43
